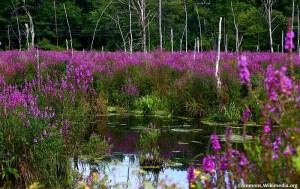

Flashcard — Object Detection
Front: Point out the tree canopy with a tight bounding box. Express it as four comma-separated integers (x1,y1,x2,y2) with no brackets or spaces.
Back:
0,0,298,51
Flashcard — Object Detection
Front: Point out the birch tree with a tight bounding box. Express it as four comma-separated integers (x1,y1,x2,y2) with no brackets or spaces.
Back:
260,0,277,53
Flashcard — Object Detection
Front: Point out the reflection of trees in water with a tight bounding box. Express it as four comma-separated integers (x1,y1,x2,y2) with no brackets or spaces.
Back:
138,169,160,189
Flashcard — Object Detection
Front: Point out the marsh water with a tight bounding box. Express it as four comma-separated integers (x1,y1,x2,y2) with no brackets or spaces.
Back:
75,115,257,188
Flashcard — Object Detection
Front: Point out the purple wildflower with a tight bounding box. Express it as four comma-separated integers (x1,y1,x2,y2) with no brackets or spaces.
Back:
283,145,295,155
34,138,38,144
220,156,228,170
203,156,216,173
239,154,248,166
264,125,271,133
210,134,221,150
272,152,279,160
237,55,250,85
242,108,251,123
285,31,295,50
187,167,196,183
43,130,47,136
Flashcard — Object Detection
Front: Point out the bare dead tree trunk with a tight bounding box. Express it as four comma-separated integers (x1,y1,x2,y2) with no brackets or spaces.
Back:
12,2,22,51
292,0,295,30
171,27,173,53
106,13,127,52
261,0,277,53
129,0,133,54
148,18,151,52
25,23,29,50
231,1,240,52
24,6,35,49
257,34,260,52
216,17,222,97
224,18,227,52
158,0,162,50
54,0,58,46
64,4,73,57
184,0,187,52
7,25,11,50
197,37,199,53
141,0,147,52
180,38,182,54
195,6,203,52
282,30,284,53
66,40,68,51
296,7,300,56
90,0,113,50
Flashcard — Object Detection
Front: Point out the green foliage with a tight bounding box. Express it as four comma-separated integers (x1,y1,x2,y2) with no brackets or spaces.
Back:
0,0,296,51
135,95,158,115
81,134,112,159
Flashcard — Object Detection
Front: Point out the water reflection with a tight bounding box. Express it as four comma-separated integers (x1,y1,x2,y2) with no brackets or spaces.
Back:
76,115,259,188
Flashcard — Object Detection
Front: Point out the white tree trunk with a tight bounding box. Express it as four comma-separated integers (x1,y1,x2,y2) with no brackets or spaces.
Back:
297,5,300,57
54,0,58,46
159,0,162,50
25,23,29,50
148,18,151,52
171,27,173,53
141,0,147,52
106,13,127,52
7,25,11,50
231,1,239,52
268,8,273,52
216,17,222,96
224,17,227,52
195,6,203,52
292,0,295,30
282,30,284,53
90,0,113,50
129,0,133,54
64,4,73,57
261,0,276,53
184,1,187,52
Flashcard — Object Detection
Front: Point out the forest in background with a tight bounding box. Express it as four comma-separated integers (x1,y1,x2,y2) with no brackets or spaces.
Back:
0,0,298,52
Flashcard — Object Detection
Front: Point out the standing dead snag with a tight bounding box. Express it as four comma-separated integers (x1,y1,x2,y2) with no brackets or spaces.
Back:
195,6,203,53
64,4,73,58
129,0,133,54
260,0,277,53
184,0,188,52
158,0,162,50
231,1,242,53
216,17,222,101
90,0,113,50
54,0,59,46
23,6,35,49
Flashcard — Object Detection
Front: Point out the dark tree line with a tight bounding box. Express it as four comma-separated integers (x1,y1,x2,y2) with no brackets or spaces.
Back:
0,0,298,52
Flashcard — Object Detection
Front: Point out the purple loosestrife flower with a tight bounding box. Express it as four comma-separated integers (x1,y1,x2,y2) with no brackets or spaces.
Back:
220,156,228,170
242,108,251,123
203,156,216,173
237,55,250,85
187,167,196,183
283,145,295,155
264,125,271,133
210,134,221,150
285,31,295,50
239,154,248,166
